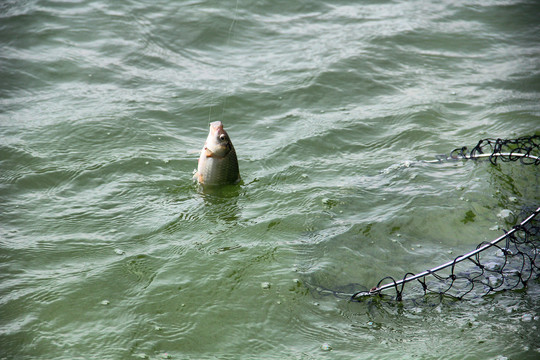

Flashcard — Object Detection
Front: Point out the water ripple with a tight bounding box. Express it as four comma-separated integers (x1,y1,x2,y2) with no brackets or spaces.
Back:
2,0,540,359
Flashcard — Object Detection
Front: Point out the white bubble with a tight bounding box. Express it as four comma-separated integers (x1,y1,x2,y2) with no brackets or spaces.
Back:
497,209,513,220
321,343,332,351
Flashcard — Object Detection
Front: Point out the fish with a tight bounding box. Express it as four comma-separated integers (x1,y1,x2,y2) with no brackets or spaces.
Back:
194,121,241,186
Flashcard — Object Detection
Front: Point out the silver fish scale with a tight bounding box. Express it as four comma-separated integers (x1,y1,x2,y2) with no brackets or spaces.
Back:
199,147,240,185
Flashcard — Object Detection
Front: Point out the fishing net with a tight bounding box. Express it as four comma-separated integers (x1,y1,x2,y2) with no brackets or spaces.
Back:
349,135,540,302
432,135,540,165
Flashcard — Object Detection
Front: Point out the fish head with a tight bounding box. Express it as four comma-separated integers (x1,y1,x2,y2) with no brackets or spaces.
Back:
204,121,233,157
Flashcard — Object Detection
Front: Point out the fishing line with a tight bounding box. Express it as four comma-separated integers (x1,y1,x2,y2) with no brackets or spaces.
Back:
207,0,240,126
219,0,240,122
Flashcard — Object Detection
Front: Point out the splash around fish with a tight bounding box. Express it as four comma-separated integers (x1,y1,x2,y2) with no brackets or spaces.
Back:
194,121,241,187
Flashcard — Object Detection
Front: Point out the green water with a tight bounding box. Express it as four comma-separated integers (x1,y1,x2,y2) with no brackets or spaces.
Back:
1,0,540,359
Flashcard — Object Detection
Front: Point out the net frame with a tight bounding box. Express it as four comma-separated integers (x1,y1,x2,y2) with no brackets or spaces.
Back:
350,135,540,302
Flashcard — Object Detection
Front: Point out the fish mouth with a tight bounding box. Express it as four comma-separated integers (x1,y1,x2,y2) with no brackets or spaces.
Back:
209,121,225,138
206,121,232,156
211,122,230,143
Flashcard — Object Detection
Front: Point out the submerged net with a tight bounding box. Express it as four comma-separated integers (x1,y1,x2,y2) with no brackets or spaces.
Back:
350,135,540,302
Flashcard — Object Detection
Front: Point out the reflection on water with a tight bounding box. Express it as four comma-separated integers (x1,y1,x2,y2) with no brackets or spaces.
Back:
198,183,243,223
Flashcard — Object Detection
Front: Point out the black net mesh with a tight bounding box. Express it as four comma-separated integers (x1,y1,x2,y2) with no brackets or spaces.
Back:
351,208,539,301
347,135,540,302
435,135,540,165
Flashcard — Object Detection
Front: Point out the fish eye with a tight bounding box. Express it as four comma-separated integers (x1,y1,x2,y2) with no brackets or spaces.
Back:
219,134,226,141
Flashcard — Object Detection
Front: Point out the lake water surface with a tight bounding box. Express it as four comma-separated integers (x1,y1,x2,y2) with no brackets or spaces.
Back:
1,0,540,359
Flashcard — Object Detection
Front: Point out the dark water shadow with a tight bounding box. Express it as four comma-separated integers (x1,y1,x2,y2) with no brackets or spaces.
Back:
196,182,244,223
